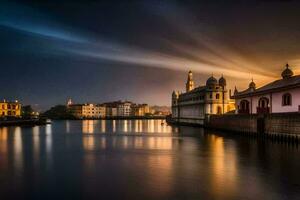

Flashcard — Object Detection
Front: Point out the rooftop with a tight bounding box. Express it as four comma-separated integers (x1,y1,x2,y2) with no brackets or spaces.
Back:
234,73,300,98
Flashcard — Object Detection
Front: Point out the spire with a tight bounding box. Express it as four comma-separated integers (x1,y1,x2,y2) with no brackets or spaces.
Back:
219,74,226,87
281,63,294,79
186,70,195,92
249,78,256,90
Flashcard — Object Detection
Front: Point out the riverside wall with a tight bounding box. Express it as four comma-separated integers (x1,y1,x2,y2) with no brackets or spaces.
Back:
205,113,300,135
168,113,300,143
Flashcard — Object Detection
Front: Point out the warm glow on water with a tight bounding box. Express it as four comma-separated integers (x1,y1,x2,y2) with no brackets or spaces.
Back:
0,120,299,199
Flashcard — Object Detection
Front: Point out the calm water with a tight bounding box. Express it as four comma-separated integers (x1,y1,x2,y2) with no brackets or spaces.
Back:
0,120,299,200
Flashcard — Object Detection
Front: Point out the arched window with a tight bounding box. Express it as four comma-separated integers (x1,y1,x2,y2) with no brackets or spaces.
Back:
216,93,220,99
282,93,292,106
258,97,269,108
239,100,250,114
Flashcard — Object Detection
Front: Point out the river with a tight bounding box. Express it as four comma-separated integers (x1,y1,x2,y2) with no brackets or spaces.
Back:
0,119,299,200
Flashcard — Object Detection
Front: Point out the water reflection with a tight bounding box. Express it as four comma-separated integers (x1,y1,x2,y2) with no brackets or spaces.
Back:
0,121,299,200
0,127,8,153
45,124,52,153
32,126,40,163
80,119,175,134
13,127,23,173
82,120,95,134
83,136,95,151
209,135,237,198
82,136,175,151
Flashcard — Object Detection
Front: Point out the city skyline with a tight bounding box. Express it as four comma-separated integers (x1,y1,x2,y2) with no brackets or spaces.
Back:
1,0,300,110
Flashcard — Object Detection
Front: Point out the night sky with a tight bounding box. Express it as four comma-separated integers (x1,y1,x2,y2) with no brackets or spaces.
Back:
1,0,300,110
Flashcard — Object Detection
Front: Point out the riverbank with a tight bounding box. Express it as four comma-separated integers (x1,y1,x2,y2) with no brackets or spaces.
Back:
0,118,51,127
46,115,166,120
167,113,300,144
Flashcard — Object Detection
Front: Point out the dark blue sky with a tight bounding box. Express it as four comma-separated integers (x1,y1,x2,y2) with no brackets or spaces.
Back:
1,0,300,110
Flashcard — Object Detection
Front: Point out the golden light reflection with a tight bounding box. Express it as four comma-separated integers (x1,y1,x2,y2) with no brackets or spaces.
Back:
134,137,172,150
124,120,128,132
83,136,95,151
112,120,116,133
0,127,8,156
135,120,138,133
100,120,106,133
13,127,23,171
209,135,237,198
82,120,95,134
134,137,143,149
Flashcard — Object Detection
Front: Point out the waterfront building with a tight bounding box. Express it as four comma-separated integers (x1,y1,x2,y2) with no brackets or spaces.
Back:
67,101,106,118
117,101,132,116
0,100,21,117
131,104,150,116
171,71,235,124
103,102,118,117
234,64,300,114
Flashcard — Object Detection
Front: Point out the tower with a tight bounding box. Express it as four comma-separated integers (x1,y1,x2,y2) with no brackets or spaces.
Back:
186,70,195,92
67,98,73,107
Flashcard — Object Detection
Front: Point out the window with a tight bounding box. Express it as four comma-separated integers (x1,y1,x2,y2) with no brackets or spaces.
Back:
258,97,269,108
210,93,212,99
216,94,220,99
282,93,292,106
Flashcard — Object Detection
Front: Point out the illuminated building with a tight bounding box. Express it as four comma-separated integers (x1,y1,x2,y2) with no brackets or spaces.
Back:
171,71,235,125
117,101,132,116
0,100,21,117
131,104,150,116
67,100,106,118
234,63,300,114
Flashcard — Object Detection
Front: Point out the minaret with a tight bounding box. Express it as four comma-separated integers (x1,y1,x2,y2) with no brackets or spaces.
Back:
186,70,195,92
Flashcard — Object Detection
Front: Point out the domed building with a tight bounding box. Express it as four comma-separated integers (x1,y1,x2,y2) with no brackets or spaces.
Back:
171,71,235,125
219,75,227,88
233,63,300,114
206,75,218,88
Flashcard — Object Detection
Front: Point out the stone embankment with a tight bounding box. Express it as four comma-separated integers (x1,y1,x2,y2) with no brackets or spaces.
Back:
167,113,300,144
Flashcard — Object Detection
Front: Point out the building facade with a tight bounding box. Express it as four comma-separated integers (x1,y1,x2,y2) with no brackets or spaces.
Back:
117,101,132,116
131,104,150,116
234,64,300,114
0,100,21,117
104,102,118,117
67,101,106,118
172,71,235,125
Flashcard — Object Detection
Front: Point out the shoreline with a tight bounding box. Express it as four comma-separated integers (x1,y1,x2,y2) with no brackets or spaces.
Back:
166,115,300,144
47,116,167,120
0,118,51,127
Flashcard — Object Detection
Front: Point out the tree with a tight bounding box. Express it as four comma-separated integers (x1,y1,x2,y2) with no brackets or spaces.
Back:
22,105,34,118
42,105,75,119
